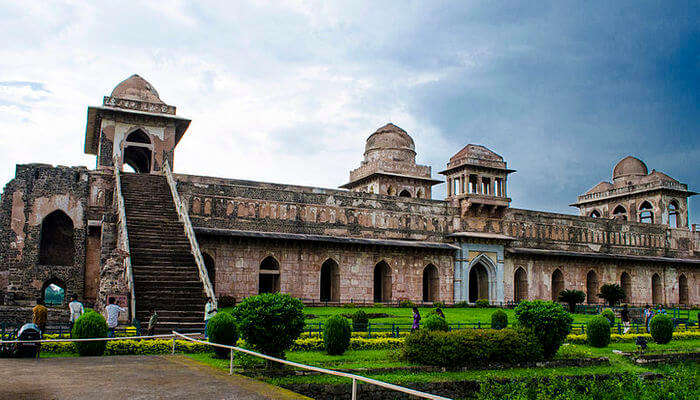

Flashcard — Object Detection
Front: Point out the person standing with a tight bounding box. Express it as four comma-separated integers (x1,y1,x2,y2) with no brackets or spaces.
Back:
146,309,158,336
105,297,126,338
68,294,84,337
411,307,421,332
435,308,446,320
621,304,630,334
644,305,654,333
204,298,217,338
32,299,48,336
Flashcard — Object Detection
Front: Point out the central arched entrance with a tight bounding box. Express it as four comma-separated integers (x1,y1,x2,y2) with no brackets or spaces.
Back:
320,259,340,302
468,262,489,303
123,129,153,173
373,261,392,303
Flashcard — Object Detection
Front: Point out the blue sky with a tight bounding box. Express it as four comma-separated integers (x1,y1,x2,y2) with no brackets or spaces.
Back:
0,1,697,224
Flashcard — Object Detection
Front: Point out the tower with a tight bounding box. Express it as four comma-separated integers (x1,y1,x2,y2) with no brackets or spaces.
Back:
84,74,191,173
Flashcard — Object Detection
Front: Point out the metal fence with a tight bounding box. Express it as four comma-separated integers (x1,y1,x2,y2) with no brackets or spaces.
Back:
0,322,139,340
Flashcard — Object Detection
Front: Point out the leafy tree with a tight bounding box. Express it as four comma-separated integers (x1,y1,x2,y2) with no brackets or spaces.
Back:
514,300,572,359
558,290,586,313
597,283,626,307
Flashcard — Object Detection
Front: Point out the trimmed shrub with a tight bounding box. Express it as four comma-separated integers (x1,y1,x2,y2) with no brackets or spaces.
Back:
351,310,369,332
491,309,508,330
423,314,449,332
586,315,611,347
72,310,108,356
206,312,238,358
601,309,615,325
475,299,490,308
323,315,351,355
649,314,674,344
231,293,305,358
398,299,415,308
403,329,543,367
514,300,573,359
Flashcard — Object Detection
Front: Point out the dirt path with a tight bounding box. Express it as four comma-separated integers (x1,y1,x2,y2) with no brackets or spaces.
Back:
0,355,311,400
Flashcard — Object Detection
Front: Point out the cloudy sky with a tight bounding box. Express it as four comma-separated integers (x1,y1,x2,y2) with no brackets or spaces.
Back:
1,1,697,224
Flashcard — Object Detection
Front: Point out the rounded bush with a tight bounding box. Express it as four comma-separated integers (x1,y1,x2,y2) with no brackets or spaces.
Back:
205,312,238,358
72,310,108,356
586,315,611,348
649,314,674,344
323,315,351,355
601,309,615,326
491,310,508,330
514,300,573,359
475,299,490,308
351,310,369,332
231,293,305,358
423,314,449,332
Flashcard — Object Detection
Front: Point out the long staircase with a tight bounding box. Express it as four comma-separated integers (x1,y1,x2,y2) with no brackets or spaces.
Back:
120,173,206,334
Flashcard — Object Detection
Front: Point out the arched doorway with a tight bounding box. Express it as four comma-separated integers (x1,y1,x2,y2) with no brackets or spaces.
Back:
123,130,152,173
468,262,489,303
39,210,75,265
551,269,564,301
612,205,627,220
586,270,598,304
399,189,411,198
259,256,280,293
373,261,392,303
639,201,654,223
202,252,215,290
620,272,631,302
42,278,66,306
320,259,340,302
422,264,439,302
514,267,528,302
668,201,680,228
651,273,662,304
678,274,688,305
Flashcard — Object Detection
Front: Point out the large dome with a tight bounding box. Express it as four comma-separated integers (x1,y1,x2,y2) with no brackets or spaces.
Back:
110,74,164,104
364,123,416,163
613,156,648,180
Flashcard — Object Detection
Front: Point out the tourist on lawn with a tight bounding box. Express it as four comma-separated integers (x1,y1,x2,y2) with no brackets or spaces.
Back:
32,298,48,337
105,297,126,338
435,307,445,319
146,309,158,336
68,294,84,337
411,306,421,332
621,304,630,334
644,305,654,333
204,297,217,338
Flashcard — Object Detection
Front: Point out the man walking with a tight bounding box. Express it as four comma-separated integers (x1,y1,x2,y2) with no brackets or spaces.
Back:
105,297,126,338
32,299,48,337
68,294,84,337
204,297,217,338
621,304,630,334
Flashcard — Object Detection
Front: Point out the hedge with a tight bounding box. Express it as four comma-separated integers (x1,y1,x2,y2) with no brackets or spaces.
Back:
566,331,700,345
40,339,212,355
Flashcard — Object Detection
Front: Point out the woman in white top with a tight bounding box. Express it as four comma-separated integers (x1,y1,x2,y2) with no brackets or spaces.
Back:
68,294,84,338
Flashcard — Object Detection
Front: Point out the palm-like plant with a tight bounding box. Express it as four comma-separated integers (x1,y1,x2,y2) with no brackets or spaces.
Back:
558,289,586,313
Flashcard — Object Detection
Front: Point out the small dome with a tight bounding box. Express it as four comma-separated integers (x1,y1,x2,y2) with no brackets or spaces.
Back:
364,123,415,159
110,74,164,104
613,156,648,180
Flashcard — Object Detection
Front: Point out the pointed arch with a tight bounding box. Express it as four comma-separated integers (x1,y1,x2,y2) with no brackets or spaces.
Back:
651,273,662,304
126,129,151,144
589,210,601,218
551,269,564,301
668,200,680,228
620,272,631,302
639,201,654,224
514,267,528,302
467,254,496,303
42,278,66,306
612,205,627,220
678,274,688,305
586,270,599,304
422,264,439,302
259,256,280,294
320,258,340,302
373,261,392,302
39,210,75,266
123,128,153,173
399,189,411,198
202,252,216,290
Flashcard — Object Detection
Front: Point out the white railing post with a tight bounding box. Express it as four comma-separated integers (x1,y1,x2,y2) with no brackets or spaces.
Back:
113,158,136,322
229,349,234,375
162,161,217,308
352,378,357,400
172,335,175,354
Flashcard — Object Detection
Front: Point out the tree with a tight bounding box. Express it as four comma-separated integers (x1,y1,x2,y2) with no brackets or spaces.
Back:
597,283,626,307
558,289,586,313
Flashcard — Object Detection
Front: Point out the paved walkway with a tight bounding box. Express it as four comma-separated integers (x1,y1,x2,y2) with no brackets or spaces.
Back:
0,355,310,400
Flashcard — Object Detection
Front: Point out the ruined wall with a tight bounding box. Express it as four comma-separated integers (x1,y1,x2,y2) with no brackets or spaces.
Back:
0,164,90,305
176,174,454,242
197,235,454,303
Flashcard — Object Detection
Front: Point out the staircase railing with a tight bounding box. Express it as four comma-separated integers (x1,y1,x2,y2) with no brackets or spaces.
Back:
163,161,217,308
113,159,137,321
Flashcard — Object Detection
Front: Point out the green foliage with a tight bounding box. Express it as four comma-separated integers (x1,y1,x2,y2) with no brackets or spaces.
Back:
601,308,615,325
323,315,351,355
350,310,369,332
341,303,356,309
398,299,415,308
490,309,508,330
649,314,674,344
206,312,238,358
514,300,573,359
432,301,446,308
454,301,470,308
475,299,490,308
597,283,626,306
586,315,611,348
556,344,593,359
557,289,586,313
403,328,543,367
423,314,449,332
231,293,305,358
72,310,108,356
